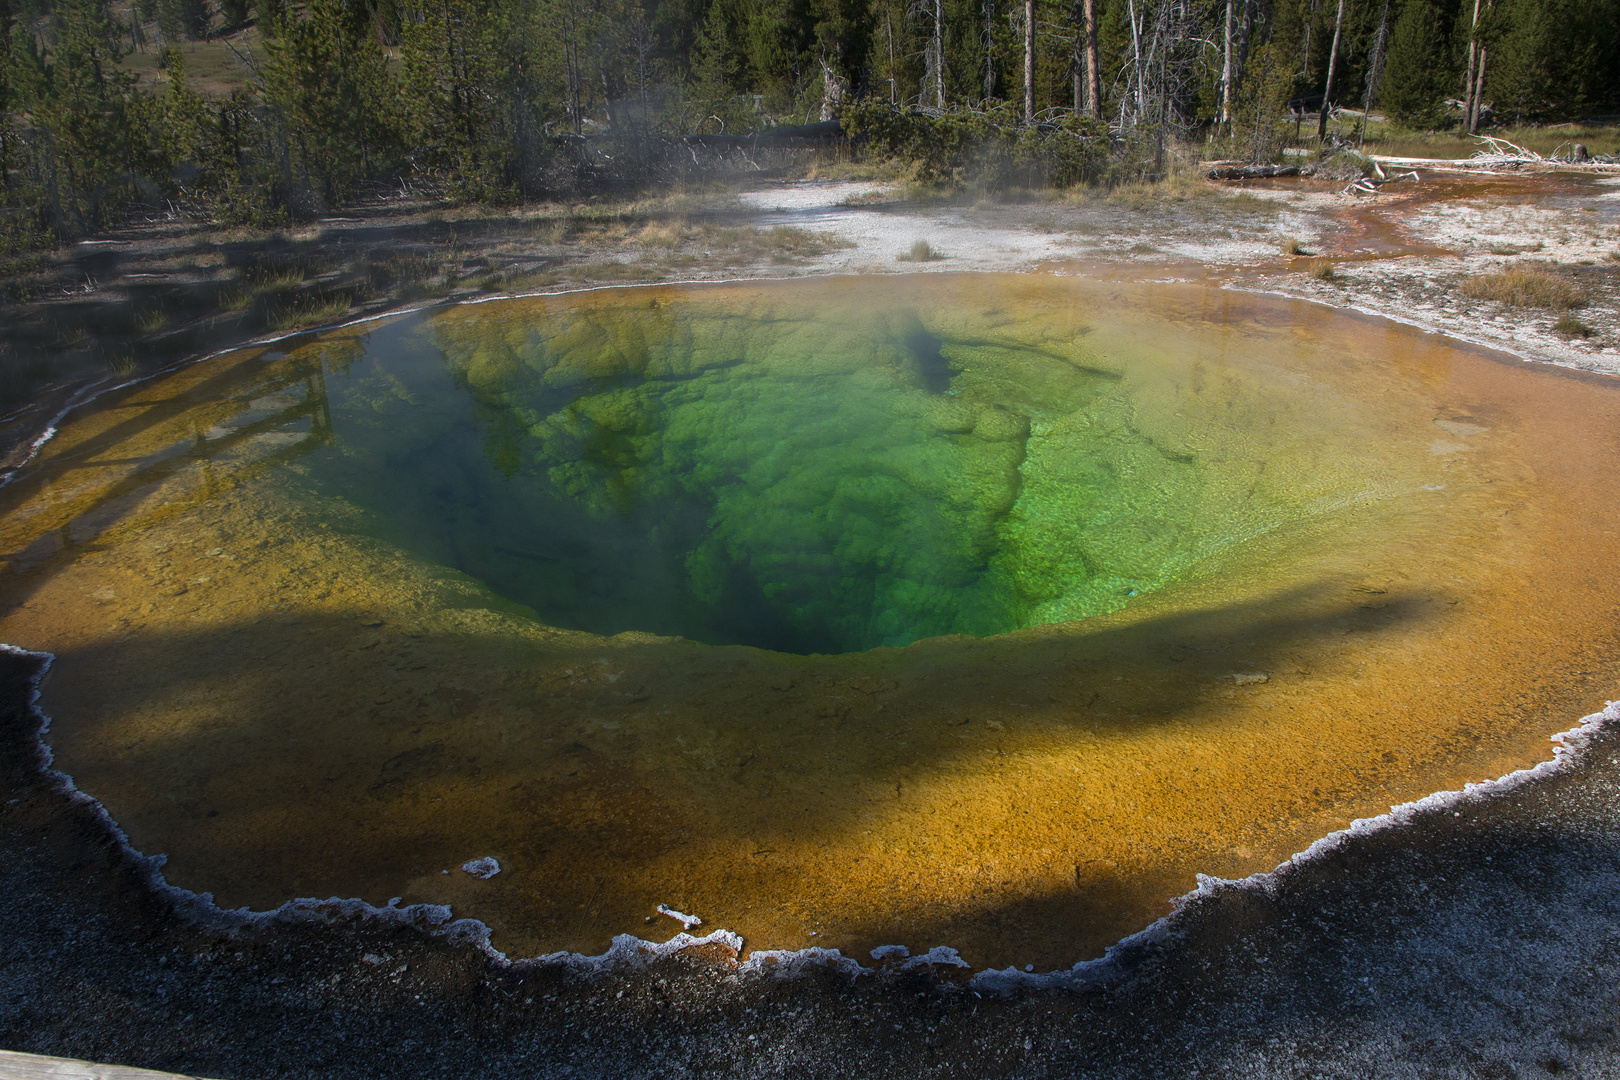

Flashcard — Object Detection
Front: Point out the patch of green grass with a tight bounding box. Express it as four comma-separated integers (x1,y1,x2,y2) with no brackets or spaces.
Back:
217,285,253,311
569,260,652,282
267,293,352,331
766,224,851,258
1554,313,1594,339
837,189,897,207
1361,123,1620,161
50,323,89,348
248,264,306,293
364,254,441,289
897,239,945,262
1459,266,1586,310
133,307,170,333
106,353,140,379
1217,192,1283,217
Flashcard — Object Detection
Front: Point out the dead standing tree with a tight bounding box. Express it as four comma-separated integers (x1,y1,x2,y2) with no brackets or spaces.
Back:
1461,0,1492,133
1359,0,1389,146
1315,0,1345,139
911,0,947,108
1117,0,1207,165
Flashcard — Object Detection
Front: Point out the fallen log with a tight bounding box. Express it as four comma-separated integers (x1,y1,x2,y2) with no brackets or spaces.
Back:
1206,164,1303,180
1342,160,1420,195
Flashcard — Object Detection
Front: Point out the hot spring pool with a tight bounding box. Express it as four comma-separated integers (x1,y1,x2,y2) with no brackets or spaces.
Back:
4,273,1619,970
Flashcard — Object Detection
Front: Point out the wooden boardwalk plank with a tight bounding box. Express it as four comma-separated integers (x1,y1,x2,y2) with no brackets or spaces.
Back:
0,1050,217,1080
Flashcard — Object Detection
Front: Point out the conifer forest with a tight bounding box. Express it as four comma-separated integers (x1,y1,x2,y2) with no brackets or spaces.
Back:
1,0,1617,240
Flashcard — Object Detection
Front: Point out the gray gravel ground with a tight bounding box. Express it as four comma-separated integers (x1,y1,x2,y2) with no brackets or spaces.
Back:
3,647,1619,1079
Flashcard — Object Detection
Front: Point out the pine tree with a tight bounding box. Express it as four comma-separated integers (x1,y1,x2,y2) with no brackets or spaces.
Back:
35,0,142,231
1483,0,1618,121
265,0,399,205
156,0,208,41
1378,0,1449,127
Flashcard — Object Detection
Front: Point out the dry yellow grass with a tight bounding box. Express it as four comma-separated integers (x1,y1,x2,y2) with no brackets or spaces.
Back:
1459,266,1586,310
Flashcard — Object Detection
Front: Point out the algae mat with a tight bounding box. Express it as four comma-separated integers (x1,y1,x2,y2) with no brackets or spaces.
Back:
3,273,1618,972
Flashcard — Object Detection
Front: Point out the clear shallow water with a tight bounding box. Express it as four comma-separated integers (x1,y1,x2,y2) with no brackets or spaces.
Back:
4,274,1620,970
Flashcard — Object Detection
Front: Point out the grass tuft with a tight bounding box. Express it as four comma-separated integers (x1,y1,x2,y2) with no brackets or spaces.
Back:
133,307,170,333
897,239,945,262
249,264,306,293
1280,236,1309,256
1459,266,1586,310
266,293,351,331
1554,313,1594,339
1308,259,1336,281
218,285,252,311
635,220,688,249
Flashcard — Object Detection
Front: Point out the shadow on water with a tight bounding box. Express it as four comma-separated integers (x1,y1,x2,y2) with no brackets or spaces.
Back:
899,317,962,395
6,639,1618,1079
23,574,1442,964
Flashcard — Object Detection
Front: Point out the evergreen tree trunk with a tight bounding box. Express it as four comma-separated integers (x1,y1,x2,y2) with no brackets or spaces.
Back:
1072,0,1081,112
983,0,996,100
1301,0,1319,78
1023,0,1033,121
1220,0,1233,126
1083,0,1098,115
933,0,945,107
1316,0,1344,139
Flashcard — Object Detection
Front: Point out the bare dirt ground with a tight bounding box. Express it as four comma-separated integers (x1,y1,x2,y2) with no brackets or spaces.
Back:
4,164,1620,1078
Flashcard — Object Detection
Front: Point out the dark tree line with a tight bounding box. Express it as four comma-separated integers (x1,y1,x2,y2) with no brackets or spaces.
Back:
0,0,1615,241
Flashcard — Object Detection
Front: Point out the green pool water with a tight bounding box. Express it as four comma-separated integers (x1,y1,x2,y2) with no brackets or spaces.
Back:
285,282,1349,654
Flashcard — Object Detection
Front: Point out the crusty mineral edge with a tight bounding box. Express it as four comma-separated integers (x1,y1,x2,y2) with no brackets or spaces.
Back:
3,276,1620,972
